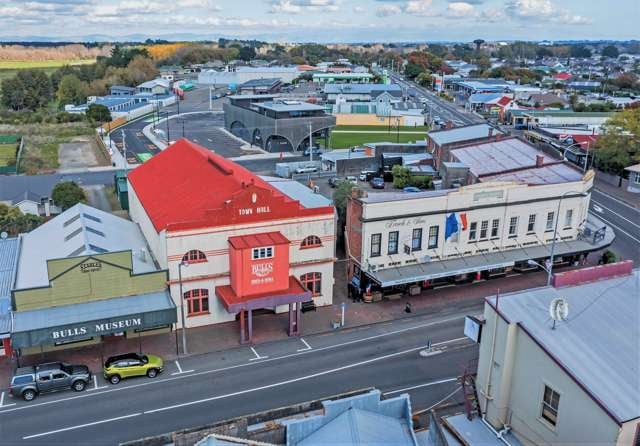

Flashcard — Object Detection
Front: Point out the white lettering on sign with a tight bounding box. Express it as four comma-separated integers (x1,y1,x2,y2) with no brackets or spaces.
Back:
251,277,275,286
252,262,274,278
238,206,271,216
50,318,143,340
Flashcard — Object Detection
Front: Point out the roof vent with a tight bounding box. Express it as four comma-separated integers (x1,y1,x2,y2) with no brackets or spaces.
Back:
536,154,545,167
139,248,147,262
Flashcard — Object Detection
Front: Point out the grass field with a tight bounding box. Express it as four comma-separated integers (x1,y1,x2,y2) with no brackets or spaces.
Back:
334,125,429,132
0,59,96,70
329,126,428,149
0,143,17,167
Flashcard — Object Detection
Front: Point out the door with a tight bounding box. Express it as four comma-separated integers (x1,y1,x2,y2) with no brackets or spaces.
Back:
126,359,145,377
51,371,69,390
37,372,53,391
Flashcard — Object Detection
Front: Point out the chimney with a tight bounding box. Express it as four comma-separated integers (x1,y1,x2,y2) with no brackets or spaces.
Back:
536,154,544,167
446,121,454,129
488,127,494,137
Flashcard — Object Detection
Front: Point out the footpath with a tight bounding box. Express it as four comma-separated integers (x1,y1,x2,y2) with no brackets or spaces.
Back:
0,264,551,385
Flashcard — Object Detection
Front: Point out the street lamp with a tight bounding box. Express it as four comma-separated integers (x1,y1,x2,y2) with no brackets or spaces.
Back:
544,190,588,286
563,141,590,172
177,261,189,355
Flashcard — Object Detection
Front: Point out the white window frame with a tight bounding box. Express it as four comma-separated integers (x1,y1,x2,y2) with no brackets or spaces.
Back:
540,384,561,428
564,209,573,228
479,220,489,240
527,214,536,233
469,222,478,241
491,219,500,238
509,216,518,237
252,246,274,260
546,211,555,231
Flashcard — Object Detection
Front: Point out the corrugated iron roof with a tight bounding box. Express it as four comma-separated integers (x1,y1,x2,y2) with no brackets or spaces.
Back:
228,231,289,249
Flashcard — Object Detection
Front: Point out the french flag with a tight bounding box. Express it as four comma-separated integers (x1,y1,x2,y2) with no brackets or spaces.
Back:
445,212,468,241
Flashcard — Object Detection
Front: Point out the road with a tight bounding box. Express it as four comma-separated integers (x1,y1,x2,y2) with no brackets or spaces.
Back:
590,188,640,263
0,310,479,445
389,73,484,127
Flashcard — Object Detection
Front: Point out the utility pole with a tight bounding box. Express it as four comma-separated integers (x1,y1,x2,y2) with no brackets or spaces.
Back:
121,129,127,170
309,122,313,162
209,86,213,110
166,112,170,143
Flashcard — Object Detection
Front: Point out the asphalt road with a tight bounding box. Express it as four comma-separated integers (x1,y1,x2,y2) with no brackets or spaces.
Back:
590,188,640,263
0,311,479,445
389,73,484,127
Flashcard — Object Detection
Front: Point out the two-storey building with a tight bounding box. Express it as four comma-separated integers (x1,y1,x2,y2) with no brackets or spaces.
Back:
128,139,336,343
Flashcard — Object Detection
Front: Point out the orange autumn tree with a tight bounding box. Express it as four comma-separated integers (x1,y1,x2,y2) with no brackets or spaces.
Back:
146,43,189,61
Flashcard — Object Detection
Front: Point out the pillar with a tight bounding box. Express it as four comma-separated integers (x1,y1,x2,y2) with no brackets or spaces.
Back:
496,322,518,425
247,309,253,344
240,310,247,345
288,303,294,336
296,302,302,335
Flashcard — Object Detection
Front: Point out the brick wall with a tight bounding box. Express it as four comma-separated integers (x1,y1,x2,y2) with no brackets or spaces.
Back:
552,260,634,288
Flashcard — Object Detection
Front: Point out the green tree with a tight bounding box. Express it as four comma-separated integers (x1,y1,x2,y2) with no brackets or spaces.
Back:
57,74,87,107
51,181,87,210
392,165,411,189
601,45,619,58
569,45,592,58
86,103,111,122
333,180,355,224
1,69,51,111
238,46,256,61
595,108,640,174
415,71,432,86
0,204,44,236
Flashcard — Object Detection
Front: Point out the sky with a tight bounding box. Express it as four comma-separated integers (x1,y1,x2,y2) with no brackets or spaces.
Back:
0,0,637,43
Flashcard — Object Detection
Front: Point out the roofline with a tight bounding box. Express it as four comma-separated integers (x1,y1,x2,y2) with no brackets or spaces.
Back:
485,296,624,426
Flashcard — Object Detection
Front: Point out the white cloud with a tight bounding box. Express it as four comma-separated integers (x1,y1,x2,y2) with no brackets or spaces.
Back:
353,5,364,13
404,0,437,16
446,1,475,17
270,0,340,14
376,4,401,16
505,0,592,25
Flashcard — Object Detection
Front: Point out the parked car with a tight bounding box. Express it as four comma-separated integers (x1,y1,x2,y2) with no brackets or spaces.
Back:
345,176,358,184
370,177,385,189
295,166,318,174
103,353,164,384
10,362,91,401
328,177,341,187
303,146,322,157
359,170,377,181
403,186,422,193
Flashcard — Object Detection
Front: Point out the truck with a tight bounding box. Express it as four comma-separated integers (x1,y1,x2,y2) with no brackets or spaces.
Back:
9,362,92,401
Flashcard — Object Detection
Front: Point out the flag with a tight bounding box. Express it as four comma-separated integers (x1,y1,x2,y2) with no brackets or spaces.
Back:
445,213,459,240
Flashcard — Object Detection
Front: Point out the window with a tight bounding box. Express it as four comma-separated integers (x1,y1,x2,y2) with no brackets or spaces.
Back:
252,246,273,260
182,249,207,263
412,228,422,251
469,222,478,241
38,374,51,382
371,233,382,257
301,235,322,248
300,272,322,296
564,209,573,228
428,226,439,249
388,231,399,255
479,220,489,239
52,373,66,380
546,212,555,231
527,214,536,233
509,217,518,236
184,289,209,316
491,219,500,238
541,385,560,426
633,172,640,185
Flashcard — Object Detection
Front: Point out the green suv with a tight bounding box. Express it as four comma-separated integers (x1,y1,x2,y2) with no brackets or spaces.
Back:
103,353,164,384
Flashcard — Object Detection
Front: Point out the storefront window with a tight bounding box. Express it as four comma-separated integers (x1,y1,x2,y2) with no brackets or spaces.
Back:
182,250,207,263
300,272,322,296
184,289,209,316
301,235,322,248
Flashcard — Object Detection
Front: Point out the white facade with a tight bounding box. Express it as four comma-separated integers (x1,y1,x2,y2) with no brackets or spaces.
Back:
198,67,301,86
129,184,335,328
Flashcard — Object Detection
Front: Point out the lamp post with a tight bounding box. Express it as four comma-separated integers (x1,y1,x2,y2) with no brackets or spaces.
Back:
545,190,588,286
563,141,589,172
177,261,189,355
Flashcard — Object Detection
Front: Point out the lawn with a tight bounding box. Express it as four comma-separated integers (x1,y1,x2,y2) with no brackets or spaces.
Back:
0,143,17,167
0,59,96,70
333,125,429,132
329,131,427,149
0,122,94,174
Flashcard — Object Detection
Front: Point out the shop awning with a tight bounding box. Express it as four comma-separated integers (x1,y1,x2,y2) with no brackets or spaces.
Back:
368,221,614,288
11,291,176,349
216,276,311,313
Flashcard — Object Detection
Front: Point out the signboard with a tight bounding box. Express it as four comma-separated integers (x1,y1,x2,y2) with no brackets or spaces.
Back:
51,317,142,341
250,261,275,286
80,261,102,273
464,316,483,343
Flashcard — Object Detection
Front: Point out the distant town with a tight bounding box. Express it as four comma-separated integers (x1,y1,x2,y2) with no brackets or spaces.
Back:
0,35,638,446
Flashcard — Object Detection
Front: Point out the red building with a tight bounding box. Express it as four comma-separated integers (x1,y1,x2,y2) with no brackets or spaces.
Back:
128,139,336,343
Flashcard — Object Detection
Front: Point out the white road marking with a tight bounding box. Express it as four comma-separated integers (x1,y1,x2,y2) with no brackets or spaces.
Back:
592,212,640,244
172,360,194,375
23,413,142,439
88,375,107,391
144,338,469,415
594,189,640,213
297,338,312,352
382,377,459,396
0,316,467,415
591,200,640,231
249,346,269,361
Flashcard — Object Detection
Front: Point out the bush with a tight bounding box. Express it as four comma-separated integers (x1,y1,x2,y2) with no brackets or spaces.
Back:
51,181,87,210
600,250,617,265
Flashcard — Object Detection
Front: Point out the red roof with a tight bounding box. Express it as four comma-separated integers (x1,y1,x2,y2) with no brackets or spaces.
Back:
497,96,512,107
553,72,572,81
128,139,333,232
216,276,310,312
228,231,289,249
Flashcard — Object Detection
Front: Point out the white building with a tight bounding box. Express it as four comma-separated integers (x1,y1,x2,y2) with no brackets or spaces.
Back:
198,66,302,86
475,262,639,445
128,139,336,343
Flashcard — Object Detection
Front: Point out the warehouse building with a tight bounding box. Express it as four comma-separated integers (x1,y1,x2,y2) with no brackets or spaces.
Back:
128,140,336,344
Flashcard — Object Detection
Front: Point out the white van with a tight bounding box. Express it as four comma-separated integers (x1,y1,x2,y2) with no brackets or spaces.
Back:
295,166,318,174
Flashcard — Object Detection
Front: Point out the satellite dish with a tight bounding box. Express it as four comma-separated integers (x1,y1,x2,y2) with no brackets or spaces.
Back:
0,231,7,240
549,297,569,329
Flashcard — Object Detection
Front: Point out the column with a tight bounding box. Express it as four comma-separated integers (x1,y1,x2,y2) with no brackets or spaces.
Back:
288,303,294,336
247,308,253,344
240,310,246,344
296,302,302,335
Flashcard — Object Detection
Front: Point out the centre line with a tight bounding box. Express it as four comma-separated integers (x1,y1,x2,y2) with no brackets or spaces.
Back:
382,377,459,396
23,413,142,439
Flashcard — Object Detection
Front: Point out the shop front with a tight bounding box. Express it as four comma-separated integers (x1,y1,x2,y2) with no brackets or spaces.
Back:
215,231,311,344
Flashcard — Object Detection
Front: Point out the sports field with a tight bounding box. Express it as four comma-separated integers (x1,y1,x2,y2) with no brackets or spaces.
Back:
329,125,428,149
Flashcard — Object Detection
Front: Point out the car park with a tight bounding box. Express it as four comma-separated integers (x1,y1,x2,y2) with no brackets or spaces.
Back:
9,362,91,401
103,353,164,384
370,177,385,189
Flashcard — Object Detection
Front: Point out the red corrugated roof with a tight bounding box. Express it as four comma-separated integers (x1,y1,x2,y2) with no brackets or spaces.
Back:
128,139,332,232
497,96,512,107
228,231,289,249
216,276,309,311
553,72,572,81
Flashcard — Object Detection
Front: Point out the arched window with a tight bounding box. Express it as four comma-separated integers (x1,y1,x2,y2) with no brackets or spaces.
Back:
184,289,209,316
301,235,322,249
300,272,322,296
182,250,206,263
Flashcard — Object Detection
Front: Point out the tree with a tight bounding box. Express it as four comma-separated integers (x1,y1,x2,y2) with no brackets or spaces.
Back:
333,180,355,224
86,103,111,122
595,108,640,174
238,46,256,61
56,74,87,107
392,165,411,189
0,204,44,236
601,45,619,59
126,56,159,85
0,69,52,111
473,39,485,51
415,71,432,86
52,182,87,210
569,45,592,58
